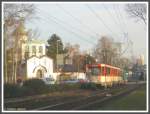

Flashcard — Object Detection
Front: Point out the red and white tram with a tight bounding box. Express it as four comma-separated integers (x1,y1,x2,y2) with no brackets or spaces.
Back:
86,64,123,87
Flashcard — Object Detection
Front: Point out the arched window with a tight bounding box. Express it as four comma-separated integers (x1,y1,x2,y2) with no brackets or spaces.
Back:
36,69,43,78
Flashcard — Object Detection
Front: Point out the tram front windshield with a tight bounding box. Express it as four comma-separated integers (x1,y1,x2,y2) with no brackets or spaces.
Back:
88,67,101,76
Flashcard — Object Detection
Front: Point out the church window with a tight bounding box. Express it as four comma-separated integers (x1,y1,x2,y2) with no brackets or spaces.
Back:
39,46,43,54
32,46,36,55
25,45,29,52
24,52,29,59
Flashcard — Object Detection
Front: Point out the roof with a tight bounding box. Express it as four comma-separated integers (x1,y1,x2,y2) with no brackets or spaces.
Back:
61,64,78,72
25,39,46,44
87,64,120,70
27,55,53,60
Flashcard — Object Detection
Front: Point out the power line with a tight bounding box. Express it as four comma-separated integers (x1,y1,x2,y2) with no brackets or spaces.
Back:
85,4,120,39
56,4,100,37
36,5,132,57
113,4,126,34
117,5,128,34
119,33,132,56
102,4,124,34
35,8,97,46
41,9,97,40
112,4,133,57
86,5,130,56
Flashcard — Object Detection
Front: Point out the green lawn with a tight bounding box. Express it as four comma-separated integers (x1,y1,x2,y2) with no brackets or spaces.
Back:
98,85,146,110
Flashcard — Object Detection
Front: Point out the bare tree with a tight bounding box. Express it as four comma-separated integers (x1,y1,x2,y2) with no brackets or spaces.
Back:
125,3,147,24
119,57,131,69
4,3,35,84
93,36,122,66
4,3,35,46
4,4,35,23
94,36,113,64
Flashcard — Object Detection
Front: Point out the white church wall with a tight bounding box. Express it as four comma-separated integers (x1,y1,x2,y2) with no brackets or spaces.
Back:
27,56,40,78
27,56,54,79
39,56,53,77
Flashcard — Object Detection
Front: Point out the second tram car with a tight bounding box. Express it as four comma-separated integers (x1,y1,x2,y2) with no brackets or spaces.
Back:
86,64,123,87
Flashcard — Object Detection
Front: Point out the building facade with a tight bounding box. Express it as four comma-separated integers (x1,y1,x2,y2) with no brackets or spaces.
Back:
22,39,46,60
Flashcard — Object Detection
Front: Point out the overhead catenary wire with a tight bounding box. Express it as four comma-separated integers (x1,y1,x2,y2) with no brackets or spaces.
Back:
85,4,121,40
35,7,97,46
102,4,125,35
117,5,134,57
85,4,132,57
117,5,128,34
36,8,97,40
100,4,130,57
35,5,132,57
113,4,126,35
119,34,134,57
56,4,100,37
111,4,133,57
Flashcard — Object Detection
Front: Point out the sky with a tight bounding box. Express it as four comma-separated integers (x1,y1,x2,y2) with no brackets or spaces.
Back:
25,2,147,64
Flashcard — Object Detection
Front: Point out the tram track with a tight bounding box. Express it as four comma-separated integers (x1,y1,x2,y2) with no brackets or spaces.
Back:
72,84,142,110
4,82,145,110
32,84,138,110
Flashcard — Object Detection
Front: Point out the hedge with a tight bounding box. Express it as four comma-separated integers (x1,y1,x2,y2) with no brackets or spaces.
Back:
4,79,104,98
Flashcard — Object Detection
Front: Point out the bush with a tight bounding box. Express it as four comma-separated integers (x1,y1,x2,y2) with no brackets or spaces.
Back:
96,84,104,89
80,83,97,90
60,83,80,91
4,84,21,98
49,83,81,92
23,79,50,95
4,79,50,98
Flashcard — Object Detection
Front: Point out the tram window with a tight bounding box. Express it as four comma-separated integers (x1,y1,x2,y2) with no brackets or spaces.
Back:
111,69,113,76
110,69,112,76
110,69,113,76
107,68,110,75
113,69,115,76
112,69,114,76
101,67,104,75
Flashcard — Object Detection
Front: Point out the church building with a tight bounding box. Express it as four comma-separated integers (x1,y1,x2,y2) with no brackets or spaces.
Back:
20,39,54,80
13,22,55,82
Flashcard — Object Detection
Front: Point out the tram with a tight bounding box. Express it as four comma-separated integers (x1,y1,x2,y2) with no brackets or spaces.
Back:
86,64,124,87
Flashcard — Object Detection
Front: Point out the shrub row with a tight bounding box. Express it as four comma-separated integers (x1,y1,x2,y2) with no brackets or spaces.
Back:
4,79,50,98
4,79,104,98
80,83,104,90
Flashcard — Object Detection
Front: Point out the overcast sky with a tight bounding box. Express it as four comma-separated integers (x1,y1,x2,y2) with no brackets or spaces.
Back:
25,2,147,63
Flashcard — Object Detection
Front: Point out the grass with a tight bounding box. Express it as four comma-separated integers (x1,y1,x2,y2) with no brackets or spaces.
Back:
98,85,146,110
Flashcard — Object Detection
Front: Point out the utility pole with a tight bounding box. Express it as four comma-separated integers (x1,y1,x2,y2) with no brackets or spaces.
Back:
4,23,8,84
56,40,60,84
77,55,80,79
103,48,107,89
